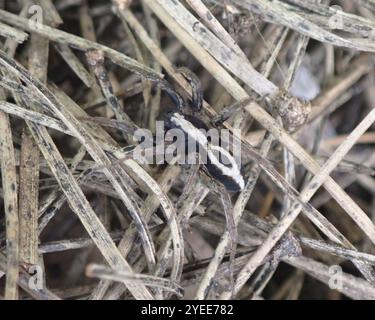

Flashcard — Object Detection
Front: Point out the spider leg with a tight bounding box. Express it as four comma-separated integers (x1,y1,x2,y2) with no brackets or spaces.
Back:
155,78,186,111
211,98,251,126
211,92,274,126
213,183,237,298
178,67,203,112
176,162,201,209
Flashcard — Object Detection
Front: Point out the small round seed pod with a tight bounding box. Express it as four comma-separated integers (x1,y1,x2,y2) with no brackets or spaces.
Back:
273,90,311,131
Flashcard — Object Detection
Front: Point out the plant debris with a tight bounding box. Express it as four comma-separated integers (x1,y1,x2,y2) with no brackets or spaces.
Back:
0,0,375,300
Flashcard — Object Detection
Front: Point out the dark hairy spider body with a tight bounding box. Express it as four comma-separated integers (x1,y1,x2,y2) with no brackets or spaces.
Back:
168,112,245,192
161,68,245,193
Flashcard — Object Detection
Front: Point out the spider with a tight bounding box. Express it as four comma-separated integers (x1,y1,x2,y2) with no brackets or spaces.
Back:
159,67,245,194
158,68,242,294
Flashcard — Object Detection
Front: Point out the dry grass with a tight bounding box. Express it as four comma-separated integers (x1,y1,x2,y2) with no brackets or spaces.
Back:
0,0,374,300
